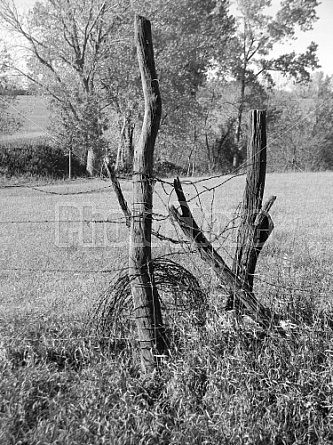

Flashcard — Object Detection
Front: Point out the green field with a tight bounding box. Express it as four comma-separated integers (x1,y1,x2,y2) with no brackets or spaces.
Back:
1,172,333,444
0,95,50,142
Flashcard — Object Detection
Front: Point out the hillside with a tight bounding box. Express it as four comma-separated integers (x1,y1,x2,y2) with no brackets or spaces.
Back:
0,95,50,142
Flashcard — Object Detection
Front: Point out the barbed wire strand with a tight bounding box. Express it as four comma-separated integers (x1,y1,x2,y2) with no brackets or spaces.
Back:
1,89,332,343
2,326,333,345
0,218,127,224
1,78,332,202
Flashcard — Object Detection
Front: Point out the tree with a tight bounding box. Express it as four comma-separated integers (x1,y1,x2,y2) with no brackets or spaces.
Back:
149,0,235,171
267,73,333,171
267,88,312,170
215,0,321,168
0,40,22,136
99,0,235,171
0,0,126,175
309,73,333,169
199,78,268,172
0,0,236,174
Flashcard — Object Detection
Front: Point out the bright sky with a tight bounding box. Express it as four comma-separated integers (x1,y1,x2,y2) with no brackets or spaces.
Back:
267,0,333,77
1,0,333,76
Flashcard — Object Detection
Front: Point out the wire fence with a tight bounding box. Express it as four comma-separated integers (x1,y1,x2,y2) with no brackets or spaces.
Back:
0,84,332,351
1,169,331,282
1,155,333,345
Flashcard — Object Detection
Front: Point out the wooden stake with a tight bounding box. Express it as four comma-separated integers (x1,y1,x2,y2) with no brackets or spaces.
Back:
170,177,275,330
226,110,276,312
169,112,285,334
129,15,167,371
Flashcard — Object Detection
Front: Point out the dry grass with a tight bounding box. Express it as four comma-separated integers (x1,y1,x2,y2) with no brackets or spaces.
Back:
1,171,333,444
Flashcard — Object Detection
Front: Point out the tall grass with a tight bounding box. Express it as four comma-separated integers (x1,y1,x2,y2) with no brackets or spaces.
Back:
0,172,333,444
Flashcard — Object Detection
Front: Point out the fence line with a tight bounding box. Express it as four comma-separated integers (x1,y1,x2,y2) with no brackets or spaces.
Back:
1,167,332,343
0,266,128,274
2,327,333,345
2,88,331,196
0,169,244,198
0,214,170,225
0,218,129,225
0,183,115,195
1,264,331,296
0,334,135,342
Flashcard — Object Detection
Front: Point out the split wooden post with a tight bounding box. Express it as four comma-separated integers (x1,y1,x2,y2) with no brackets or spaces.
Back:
170,178,274,330
170,110,282,332
129,15,167,371
227,110,276,309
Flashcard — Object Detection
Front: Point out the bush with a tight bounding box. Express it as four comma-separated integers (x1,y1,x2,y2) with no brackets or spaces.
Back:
154,160,184,177
0,142,86,178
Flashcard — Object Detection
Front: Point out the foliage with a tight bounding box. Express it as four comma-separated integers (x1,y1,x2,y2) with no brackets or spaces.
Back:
97,0,235,170
146,0,235,166
212,0,321,168
1,0,331,175
310,73,333,169
154,160,185,177
48,96,107,175
0,0,126,174
0,0,236,173
198,79,268,172
0,39,22,135
0,142,86,177
267,73,333,171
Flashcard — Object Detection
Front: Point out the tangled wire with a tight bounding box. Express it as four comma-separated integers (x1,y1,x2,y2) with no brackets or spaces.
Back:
92,258,207,347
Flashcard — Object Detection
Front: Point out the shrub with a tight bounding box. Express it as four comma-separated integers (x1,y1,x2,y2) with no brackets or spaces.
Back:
154,160,184,177
0,142,86,178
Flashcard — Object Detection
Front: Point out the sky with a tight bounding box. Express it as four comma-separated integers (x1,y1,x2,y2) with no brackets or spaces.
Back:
266,0,333,77
1,0,333,77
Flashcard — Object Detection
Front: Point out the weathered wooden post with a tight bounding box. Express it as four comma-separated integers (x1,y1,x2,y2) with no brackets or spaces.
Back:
227,109,276,309
170,178,274,330
129,15,167,371
170,109,281,332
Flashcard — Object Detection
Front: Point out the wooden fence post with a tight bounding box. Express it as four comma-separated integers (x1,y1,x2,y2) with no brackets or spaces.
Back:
169,109,282,332
129,15,167,372
227,110,276,309
170,178,274,330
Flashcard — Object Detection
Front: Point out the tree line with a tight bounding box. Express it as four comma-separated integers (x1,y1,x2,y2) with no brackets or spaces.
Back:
1,0,332,175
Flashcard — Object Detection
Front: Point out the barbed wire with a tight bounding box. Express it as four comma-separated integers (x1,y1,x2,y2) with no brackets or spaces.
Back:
0,182,117,196
0,179,81,188
0,218,127,224
0,333,135,343
2,77,332,197
0,173,132,188
1,325,333,345
1,99,332,344
2,251,331,282
253,275,330,295
0,266,128,274
0,213,171,225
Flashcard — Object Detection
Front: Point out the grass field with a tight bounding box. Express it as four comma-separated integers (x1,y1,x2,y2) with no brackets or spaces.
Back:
0,95,50,143
1,171,333,444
